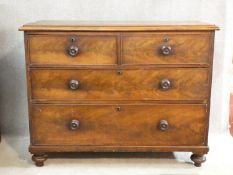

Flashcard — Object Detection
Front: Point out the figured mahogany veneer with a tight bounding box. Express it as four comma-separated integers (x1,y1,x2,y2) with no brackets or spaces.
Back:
28,34,118,65
31,104,207,146
122,32,212,65
31,68,209,101
19,21,218,167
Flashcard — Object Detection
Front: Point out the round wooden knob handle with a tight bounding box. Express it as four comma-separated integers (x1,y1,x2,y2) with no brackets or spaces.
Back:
159,120,169,131
70,119,80,130
160,45,172,55
69,80,79,90
160,79,171,90
68,45,79,57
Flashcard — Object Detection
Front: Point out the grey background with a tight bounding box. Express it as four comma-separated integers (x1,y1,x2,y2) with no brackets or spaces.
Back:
0,0,229,138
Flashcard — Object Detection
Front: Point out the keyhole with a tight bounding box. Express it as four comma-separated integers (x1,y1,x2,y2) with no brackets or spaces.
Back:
70,37,76,43
163,37,169,42
116,106,121,111
117,70,123,75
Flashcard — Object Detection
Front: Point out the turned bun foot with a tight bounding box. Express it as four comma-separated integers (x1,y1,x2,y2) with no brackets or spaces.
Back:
190,154,206,167
32,154,48,167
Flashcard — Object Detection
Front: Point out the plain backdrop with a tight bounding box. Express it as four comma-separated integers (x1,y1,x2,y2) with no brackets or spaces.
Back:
0,0,232,139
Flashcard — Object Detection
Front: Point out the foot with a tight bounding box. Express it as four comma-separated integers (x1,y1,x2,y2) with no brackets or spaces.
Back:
190,154,206,167
32,154,48,167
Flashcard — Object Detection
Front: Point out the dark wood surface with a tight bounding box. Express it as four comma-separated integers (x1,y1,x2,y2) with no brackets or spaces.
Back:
20,21,218,167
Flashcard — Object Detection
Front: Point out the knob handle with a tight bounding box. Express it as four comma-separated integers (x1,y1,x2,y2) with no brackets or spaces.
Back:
160,45,172,55
68,45,79,57
69,80,79,90
70,119,80,130
159,120,169,131
160,79,171,90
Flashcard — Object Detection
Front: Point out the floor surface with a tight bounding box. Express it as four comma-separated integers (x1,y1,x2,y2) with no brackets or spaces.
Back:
0,133,232,175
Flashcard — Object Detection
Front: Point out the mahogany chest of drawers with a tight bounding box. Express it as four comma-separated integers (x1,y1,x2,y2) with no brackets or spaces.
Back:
19,21,219,167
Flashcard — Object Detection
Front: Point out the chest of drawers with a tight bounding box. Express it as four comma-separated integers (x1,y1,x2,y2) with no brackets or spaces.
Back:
19,21,218,167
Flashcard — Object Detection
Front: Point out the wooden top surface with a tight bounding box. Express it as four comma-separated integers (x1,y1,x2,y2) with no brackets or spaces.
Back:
19,20,219,31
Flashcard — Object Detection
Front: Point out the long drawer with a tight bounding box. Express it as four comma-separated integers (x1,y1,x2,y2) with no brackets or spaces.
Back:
122,32,212,65
30,68,209,101
31,104,207,146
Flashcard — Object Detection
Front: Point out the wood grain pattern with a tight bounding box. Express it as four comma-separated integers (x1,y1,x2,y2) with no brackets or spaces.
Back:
19,21,218,166
28,34,118,65
31,104,207,146
122,32,212,65
30,68,209,101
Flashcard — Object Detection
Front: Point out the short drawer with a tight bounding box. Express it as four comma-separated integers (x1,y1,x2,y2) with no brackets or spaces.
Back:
31,104,207,146
31,68,209,101
122,32,212,65
28,34,118,65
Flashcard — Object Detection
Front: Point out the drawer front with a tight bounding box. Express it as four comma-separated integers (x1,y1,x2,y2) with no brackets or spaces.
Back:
31,104,207,146
31,68,209,101
122,33,212,65
28,34,118,65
